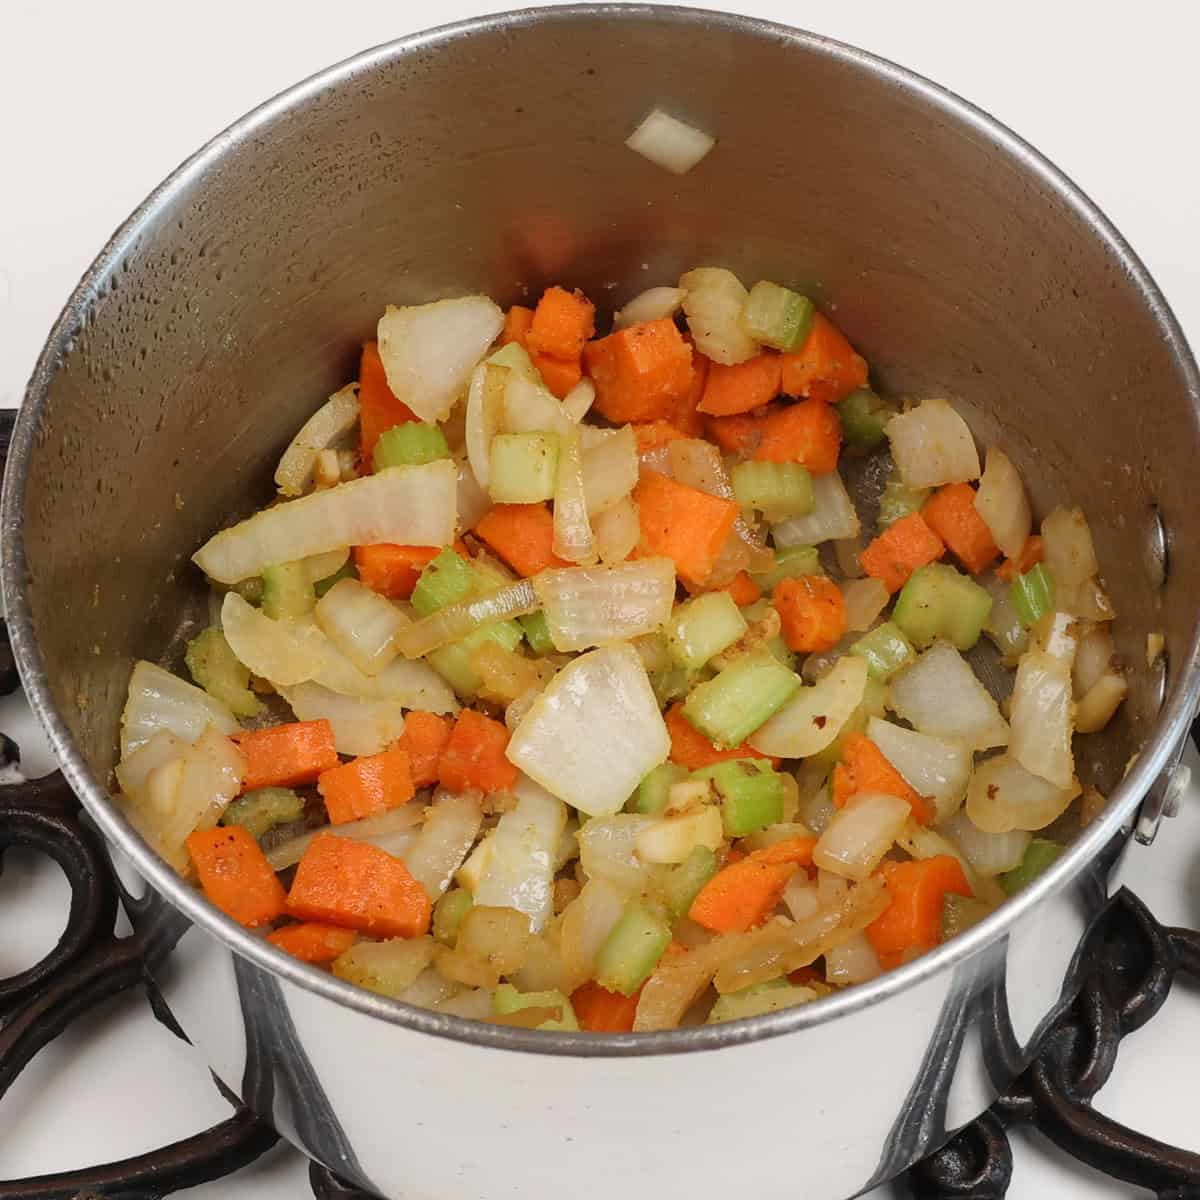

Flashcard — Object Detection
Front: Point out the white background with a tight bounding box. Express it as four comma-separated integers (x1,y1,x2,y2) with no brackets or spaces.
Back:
2,2,1200,1197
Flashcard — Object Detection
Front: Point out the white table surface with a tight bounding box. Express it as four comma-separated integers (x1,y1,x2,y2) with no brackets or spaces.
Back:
2,2,1199,1196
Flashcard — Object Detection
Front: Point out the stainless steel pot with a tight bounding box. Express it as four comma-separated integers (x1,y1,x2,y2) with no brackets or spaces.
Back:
4,6,1199,1198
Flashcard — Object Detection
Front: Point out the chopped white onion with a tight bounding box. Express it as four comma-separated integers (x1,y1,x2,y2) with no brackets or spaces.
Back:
578,814,658,892
377,295,504,423
1057,576,1117,622
301,548,351,586
115,730,191,799
772,470,861,546
398,968,461,1011
266,805,423,871
593,495,642,565
813,791,911,881
194,462,457,584
889,642,1009,751
456,458,492,532
1009,649,1075,789
532,558,676,652
942,810,1031,877
966,753,1080,833
782,873,821,921
221,592,327,686
1031,610,1079,670
506,643,670,816
973,447,1031,560
981,573,1029,664
394,579,538,660
315,578,407,676
1073,624,1116,697
278,681,407,757
866,717,971,824
1075,672,1128,734
679,267,758,365
552,426,597,564
750,657,868,759
825,931,883,985
561,377,596,423
614,286,687,330
465,362,507,489
886,399,981,489
582,424,639,516
1041,506,1099,588
626,109,716,176
316,651,458,713
635,805,724,864
502,371,571,436
842,578,890,632
274,384,360,498
403,790,484,902
120,660,238,760
455,831,494,892
559,876,629,991
436,988,494,1020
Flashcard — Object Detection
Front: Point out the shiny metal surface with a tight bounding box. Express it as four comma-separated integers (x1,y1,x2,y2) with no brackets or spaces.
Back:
4,6,1200,1197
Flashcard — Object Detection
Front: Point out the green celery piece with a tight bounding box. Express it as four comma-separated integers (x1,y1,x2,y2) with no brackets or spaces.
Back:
849,620,915,681
314,561,356,599
650,664,701,707
261,561,315,620
681,652,801,748
878,474,931,528
940,893,992,940
427,620,524,698
493,983,579,1031
738,599,797,669
488,433,560,504
1000,838,1064,895
185,627,263,718
838,388,896,450
707,978,814,1023
731,461,814,521
433,888,474,946
694,759,785,837
893,562,993,651
234,577,264,605
750,545,821,592
667,591,748,670
221,786,303,840
412,549,477,617
740,281,815,353
1010,563,1055,628
518,610,556,656
373,422,450,470
630,762,689,815
594,902,672,996
663,845,719,921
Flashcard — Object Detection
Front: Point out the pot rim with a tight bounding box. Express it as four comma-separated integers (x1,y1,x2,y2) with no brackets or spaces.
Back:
5,3,1199,1058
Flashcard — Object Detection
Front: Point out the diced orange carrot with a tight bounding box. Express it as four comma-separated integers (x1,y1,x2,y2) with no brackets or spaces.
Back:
779,312,868,404
474,503,568,578
859,512,946,594
996,535,1045,582
665,702,778,771
186,826,287,928
571,981,642,1032
831,732,935,824
531,350,583,399
668,347,709,437
358,341,417,467
439,709,518,794
397,711,454,789
922,483,1000,575
286,833,431,938
233,721,339,793
633,421,690,453
354,544,440,599
267,921,357,964
750,836,817,867
773,575,847,653
688,855,798,933
697,352,782,417
866,856,972,965
633,469,739,586
754,398,842,473
721,570,761,606
527,287,596,361
317,747,415,825
705,409,771,456
583,319,694,424
501,305,534,348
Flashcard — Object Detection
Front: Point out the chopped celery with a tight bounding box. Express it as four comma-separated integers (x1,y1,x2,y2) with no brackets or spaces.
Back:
488,433,560,504
427,620,524,698
878,474,931,528
234,576,265,605
806,676,889,771
707,977,814,1023
982,574,1029,662
731,461,814,521
594,901,672,996
650,664,701,707
663,845,719,920
694,759,785,836
1010,563,1055,628
220,786,303,839
261,561,315,620
518,610,556,656
738,599,796,669
373,421,450,470
740,280,815,353
849,620,915,681
750,544,821,592
838,388,896,450
412,549,476,617
433,888,474,946
631,762,689,815
941,893,992,940
667,592,748,670
314,561,356,599
493,983,579,1031
893,563,993,651
185,626,263,717
332,938,435,998
1000,838,1064,895
681,652,802,748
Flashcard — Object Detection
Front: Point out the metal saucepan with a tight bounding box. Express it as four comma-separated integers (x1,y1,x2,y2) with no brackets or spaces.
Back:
4,7,1199,1198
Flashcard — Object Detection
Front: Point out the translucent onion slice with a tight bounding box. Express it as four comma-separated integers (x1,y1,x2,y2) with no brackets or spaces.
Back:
825,931,882,985
532,557,676,652
115,730,191,798
813,791,911,881
614,286,687,330
1073,624,1116,697
966,753,1080,833
465,362,508,490
886,399,981,489
973,447,1031,560
1075,672,1128,734
1009,649,1075,789
315,577,408,676
593,495,642,565
403,789,484,902
278,681,407,757
679,267,758,364
552,426,597,564
626,110,716,176
1041,506,1099,588
842,578,889,632
635,805,724,864
194,462,458,584
582,424,639,516
559,876,629,991
866,717,971,823
749,657,868,759
274,383,360,497
221,592,327,686
265,805,423,872
502,371,571,436
772,470,861,546
578,814,658,892
315,651,458,714
456,458,492,532
561,377,596,423
942,809,1031,877
889,642,1009,751
120,660,239,760
394,579,538,660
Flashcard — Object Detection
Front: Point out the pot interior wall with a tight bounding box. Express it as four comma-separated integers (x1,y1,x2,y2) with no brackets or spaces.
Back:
14,10,1197,795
